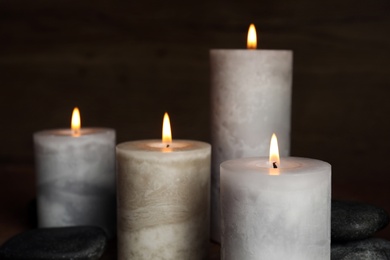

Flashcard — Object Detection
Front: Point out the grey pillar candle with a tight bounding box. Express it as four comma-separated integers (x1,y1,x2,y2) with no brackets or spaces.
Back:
210,25,293,242
221,157,331,259
34,108,116,237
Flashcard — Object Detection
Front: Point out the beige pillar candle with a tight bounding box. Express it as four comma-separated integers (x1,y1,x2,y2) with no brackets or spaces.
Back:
116,113,211,260
210,24,293,242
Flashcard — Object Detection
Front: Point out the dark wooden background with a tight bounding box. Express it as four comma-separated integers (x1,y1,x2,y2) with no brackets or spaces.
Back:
1,0,390,246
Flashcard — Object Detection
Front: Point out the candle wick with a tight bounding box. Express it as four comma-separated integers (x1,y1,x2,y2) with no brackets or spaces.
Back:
166,144,170,148
272,162,278,169
72,129,80,137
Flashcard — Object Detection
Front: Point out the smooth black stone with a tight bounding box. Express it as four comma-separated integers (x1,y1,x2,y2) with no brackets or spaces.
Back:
332,238,390,260
0,226,107,260
27,198,38,228
332,200,389,242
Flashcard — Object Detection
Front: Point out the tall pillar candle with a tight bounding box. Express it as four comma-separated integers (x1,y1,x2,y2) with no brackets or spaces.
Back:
34,108,116,237
116,114,211,259
210,24,293,241
220,157,331,260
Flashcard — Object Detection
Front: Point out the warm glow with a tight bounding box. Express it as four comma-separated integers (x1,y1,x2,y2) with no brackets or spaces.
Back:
269,133,280,168
162,112,172,144
247,24,257,49
71,107,81,137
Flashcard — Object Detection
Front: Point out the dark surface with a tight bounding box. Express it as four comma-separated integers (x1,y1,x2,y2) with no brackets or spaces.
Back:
0,226,107,260
332,238,390,260
332,200,390,242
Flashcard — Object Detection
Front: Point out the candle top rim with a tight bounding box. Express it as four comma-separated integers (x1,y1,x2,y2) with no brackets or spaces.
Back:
116,139,210,153
210,49,292,53
34,128,114,137
221,157,330,175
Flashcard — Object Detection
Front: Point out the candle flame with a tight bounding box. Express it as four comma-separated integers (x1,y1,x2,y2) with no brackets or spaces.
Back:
71,107,81,137
247,24,257,49
162,112,172,144
269,133,280,175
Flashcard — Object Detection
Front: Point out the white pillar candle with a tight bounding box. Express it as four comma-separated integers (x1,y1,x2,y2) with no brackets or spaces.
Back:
220,156,331,260
210,24,293,241
34,108,116,237
116,113,211,260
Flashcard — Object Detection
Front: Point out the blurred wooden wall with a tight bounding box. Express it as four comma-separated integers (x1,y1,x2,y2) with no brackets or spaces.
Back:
1,0,390,191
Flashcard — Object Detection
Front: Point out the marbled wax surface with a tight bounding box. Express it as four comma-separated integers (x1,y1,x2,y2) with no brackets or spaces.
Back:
117,143,210,260
34,129,116,237
38,180,116,236
220,159,331,260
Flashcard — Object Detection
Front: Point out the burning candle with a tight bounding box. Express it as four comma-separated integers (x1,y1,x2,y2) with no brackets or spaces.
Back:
34,107,116,237
210,24,293,242
116,113,211,259
220,134,331,260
